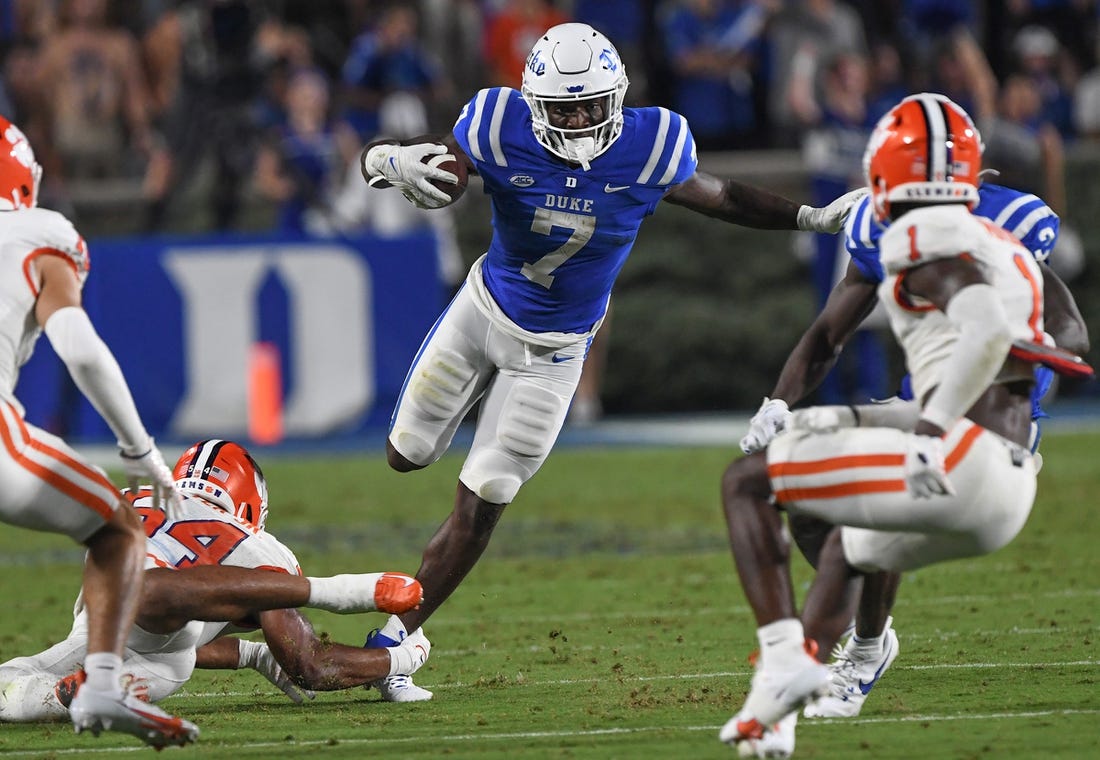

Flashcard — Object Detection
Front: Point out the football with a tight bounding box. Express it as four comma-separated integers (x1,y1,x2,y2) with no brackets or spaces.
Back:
423,151,468,205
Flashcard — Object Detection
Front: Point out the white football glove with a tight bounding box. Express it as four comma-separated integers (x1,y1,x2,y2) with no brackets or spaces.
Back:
796,188,868,233
362,142,457,209
387,627,432,677
740,397,793,454
238,639,315,704
118,438,182,520
904,433,955,499
788,405,857,435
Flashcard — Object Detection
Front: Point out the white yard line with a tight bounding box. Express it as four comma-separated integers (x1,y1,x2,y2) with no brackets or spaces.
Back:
174,657,1100,697
4,708,1098,755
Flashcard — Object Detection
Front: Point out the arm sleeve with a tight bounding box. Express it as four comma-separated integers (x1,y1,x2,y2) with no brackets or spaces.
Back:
920,283,1014,431
44,306,151,454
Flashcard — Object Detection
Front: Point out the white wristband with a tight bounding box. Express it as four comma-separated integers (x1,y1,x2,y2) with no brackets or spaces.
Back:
237,639,264,669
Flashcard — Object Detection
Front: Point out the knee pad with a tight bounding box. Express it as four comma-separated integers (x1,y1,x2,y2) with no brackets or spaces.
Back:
497,382,563,459
460,460,523,505
460,384,564,504
389,430,439,468
408,347,478,421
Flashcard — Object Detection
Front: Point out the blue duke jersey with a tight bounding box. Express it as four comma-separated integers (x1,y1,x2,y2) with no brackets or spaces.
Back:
843,183,1059,427
844,183,1059,282
454,87,697,335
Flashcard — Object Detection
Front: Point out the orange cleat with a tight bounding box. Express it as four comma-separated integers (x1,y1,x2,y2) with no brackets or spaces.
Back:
373,572,423,614
70,684,198,749
54,669,86,709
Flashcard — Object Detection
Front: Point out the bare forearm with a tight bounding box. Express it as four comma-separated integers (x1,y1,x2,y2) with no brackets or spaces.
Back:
772,273,880,403
664,172,800,229
771,329,843,404
138,567,311,633
716,178,802,228
281,640,392,691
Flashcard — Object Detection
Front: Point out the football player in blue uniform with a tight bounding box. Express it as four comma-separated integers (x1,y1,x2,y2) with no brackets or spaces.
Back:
734,93,1088,754
358,22,862,702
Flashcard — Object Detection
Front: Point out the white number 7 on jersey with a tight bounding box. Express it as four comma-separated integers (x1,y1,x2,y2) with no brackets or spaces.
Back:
521,208,596,288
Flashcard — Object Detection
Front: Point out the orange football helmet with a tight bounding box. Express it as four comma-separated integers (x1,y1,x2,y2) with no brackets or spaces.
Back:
0,116,41,211
173,440,269,530
864,93,981,221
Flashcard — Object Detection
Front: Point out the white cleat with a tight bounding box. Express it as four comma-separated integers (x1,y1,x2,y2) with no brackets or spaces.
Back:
374,674,433,702
69,685,198,748
721,649,829,748
804,619,899,718
733,711,797,759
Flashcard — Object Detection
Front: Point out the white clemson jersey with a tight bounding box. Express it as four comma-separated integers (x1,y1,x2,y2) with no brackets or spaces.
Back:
0,207,88,407
129,489,301,576
878,204,1046,405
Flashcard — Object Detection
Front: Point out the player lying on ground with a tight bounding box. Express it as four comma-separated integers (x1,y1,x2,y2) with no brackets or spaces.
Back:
357,21,861,702
718,93,1092,757
0,440,429,721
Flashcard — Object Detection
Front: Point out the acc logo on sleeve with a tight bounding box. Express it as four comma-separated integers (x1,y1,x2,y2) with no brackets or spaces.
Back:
509,174,535,187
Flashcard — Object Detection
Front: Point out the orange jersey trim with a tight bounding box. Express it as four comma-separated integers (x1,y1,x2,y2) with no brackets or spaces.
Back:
0,402,117,520
773,423,984,503
21,247,80,298
1012,254,1045,343
892,272,936,313
775,479,907,502
768,452,904,478
944,423,983,472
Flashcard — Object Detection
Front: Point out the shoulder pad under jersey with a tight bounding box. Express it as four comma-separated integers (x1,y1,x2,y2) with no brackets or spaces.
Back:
974,183,1059,263
616,106,698,188
15,207,89,281
843,192,887,282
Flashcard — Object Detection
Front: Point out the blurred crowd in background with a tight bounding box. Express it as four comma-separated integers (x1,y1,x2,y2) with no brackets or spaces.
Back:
1,0,1098,244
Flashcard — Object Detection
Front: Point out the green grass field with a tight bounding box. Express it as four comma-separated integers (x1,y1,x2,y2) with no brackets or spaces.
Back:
0,431,1097,758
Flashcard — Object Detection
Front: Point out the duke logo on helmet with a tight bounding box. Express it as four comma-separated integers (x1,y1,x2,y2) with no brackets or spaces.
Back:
526,49,545,77
521,23,629,170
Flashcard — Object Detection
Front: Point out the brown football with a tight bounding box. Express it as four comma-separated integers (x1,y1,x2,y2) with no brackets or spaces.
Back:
423,151,468,204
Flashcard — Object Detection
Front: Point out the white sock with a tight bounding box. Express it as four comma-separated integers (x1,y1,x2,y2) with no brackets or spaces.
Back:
851,632,883,650
307,573,384,613
757,618,806,668
387,629,424,676
851,616,892,655
850,629,891,659
82,652,123,694
379,614,407,643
